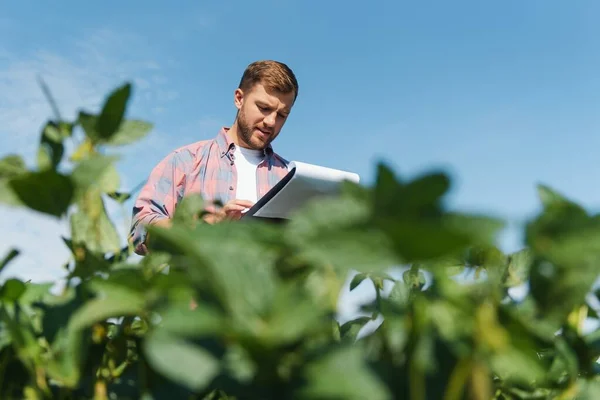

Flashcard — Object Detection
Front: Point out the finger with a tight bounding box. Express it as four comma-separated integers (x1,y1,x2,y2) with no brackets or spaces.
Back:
228,212,243,220
224,204,248,213
202,214,217,224
221,209,243,220
232,199,255,208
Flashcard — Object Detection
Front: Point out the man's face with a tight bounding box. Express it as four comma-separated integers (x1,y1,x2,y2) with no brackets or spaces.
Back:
234,83,295,150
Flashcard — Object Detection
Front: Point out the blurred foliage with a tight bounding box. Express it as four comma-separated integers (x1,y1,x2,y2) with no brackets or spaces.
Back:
1,82,600,400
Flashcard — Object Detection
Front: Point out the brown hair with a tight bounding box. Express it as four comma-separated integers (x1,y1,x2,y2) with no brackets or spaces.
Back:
238,60,299,101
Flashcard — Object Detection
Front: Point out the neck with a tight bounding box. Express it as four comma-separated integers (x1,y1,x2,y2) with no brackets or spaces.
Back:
227,120,255,149
226,121,241,145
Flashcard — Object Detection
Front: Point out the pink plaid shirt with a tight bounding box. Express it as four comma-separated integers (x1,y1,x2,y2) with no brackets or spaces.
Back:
129,127,289,254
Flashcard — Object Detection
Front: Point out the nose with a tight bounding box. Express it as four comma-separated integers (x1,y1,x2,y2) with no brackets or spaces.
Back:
264,112,276,127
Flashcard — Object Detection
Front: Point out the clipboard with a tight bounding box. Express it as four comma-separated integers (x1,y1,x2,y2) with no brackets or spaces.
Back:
242,161,360,221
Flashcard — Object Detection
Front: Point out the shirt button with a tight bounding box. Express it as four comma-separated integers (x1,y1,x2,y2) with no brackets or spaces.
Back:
229,186,234,190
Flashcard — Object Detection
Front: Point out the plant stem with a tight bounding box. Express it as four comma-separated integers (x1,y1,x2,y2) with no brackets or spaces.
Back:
444,357,473,400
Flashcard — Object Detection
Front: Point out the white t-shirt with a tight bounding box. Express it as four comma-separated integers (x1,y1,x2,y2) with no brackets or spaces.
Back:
234,145,265,203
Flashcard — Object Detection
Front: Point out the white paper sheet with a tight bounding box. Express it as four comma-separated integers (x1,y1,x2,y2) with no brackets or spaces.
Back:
250,161,360,219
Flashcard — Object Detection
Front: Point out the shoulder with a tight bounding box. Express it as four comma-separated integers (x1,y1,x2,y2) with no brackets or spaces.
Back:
171,139,213,162
269,150,290,168
156,139,213,169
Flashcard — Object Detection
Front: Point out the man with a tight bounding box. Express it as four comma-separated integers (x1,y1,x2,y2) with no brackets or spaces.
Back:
129,60,299,255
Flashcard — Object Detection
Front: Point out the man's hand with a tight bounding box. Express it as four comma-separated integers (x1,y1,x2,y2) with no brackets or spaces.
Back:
203,199,254,224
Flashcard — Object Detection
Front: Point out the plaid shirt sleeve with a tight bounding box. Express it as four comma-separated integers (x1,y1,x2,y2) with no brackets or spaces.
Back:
129,150,189,255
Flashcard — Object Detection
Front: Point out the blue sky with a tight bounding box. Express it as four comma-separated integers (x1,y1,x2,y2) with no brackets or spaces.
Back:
1,0,599,292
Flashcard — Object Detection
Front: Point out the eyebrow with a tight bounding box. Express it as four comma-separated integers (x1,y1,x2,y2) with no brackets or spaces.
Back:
257,101,290,114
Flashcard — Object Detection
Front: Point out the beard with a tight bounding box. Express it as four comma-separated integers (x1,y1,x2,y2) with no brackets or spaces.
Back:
237,108,269,150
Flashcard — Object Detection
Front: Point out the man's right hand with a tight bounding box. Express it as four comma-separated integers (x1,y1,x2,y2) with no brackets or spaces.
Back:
203,199,255,224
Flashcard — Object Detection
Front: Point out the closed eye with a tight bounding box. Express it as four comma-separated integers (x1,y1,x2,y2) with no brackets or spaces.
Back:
257,102,288,119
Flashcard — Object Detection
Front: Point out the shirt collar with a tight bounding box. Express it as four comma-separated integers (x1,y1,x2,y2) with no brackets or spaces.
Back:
216,126,274,158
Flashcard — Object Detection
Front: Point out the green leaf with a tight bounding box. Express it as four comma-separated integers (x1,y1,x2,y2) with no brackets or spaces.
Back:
78,111,152,147
9,170,74,217
504,248,533,287
143,331,219,392
37,121,69,171
526,200,600,329
63,239,112,280
372,276,385,291
68,281,145,331
443,213,506,247
96,268,148,295
372,162,405,213
499,297,559,344
259,284,328,346
411,326,436,372
35,286,86,344
370,164,504,262
387,280,410,308
0,306,42,368
0,155,27,206
148,224,278,325
339,316,371,341
380,213,504,263
18,282,53,306
575,379,600,399
0,154,27,177
0,279,26,302
464,245,507,283
77,112,98,143
0,248,19,275
98,163,121,194
490,348,546,385
383,316,409,355
552,338,579,382
45,327,86,386
106,179,144,204
38,285,97,386
301,345,390,400
543,222,600,267
526,187,589,258
464,245,502,268
299,229,398,273
157,305,224,337
70,193,121,254
172,194,205,227
429,301,471,342
537,184,575,209
71,154,120,194
106,119,153,146
350,273,368,291
524,194,600,324
403,268,426,291
0,180,23,206
288,194,370,238
287,195,399,271
529,258,595,326
221,344,256,385
96,83,131,140
398,171,451,211
106,190,133,203
373,164,449,220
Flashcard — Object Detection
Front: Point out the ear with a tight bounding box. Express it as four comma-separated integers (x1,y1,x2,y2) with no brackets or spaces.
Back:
234,88,244,110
